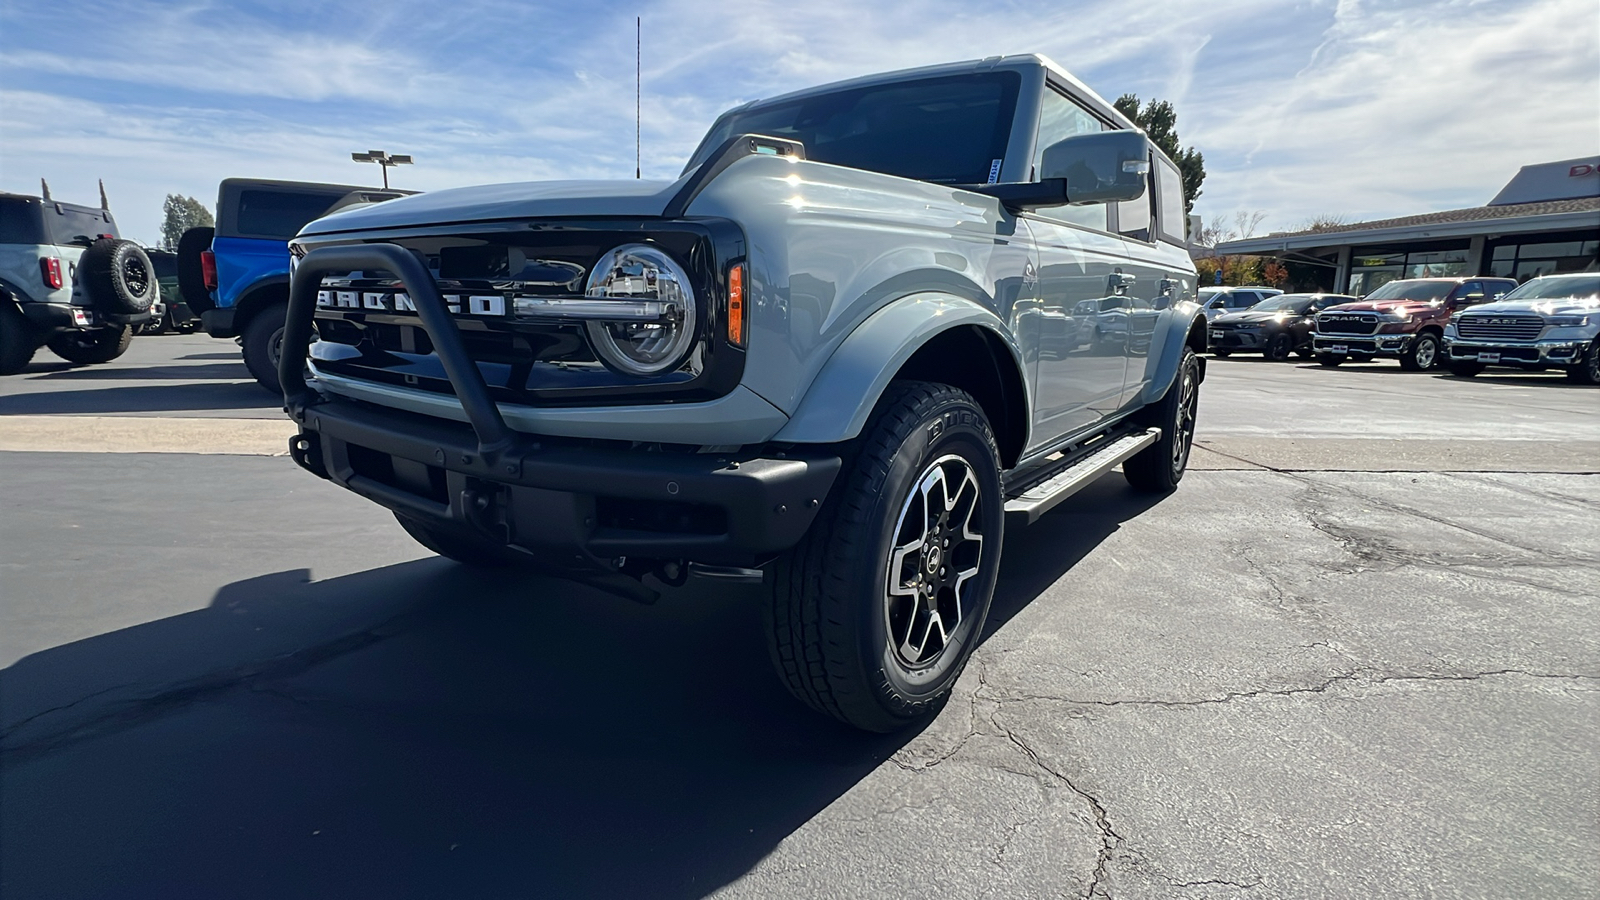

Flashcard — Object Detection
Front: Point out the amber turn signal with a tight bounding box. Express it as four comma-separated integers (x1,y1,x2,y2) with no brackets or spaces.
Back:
727,263,746,347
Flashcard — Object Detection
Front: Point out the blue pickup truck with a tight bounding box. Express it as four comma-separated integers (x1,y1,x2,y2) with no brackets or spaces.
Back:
178,179,406,391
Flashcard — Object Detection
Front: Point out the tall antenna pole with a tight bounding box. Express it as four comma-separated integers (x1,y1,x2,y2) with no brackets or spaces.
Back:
636,16,641,179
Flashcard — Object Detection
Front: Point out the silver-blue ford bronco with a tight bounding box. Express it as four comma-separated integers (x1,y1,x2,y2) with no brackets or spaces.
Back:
283,55,1206,731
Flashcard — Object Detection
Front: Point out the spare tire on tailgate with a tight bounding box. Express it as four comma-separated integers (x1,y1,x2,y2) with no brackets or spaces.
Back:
80,238,156,315
176,226,215,312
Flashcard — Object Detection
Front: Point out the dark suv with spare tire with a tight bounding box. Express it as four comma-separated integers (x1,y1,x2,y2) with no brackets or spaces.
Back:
1,192,156,375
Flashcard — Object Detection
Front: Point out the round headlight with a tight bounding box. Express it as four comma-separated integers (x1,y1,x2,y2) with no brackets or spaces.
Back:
583,243,697,376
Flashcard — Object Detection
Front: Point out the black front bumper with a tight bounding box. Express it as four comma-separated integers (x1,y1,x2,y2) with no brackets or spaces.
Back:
291,400,837,567
282,242,839,569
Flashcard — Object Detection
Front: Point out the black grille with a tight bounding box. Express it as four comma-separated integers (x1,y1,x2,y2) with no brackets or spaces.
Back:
1456,315,1545,342
1317,313,1378,335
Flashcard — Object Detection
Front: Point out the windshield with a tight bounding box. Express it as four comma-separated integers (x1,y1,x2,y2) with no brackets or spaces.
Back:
1250,295,1312,313
687,72,1021,185
1501,275,1600,301
1363,280,1455,302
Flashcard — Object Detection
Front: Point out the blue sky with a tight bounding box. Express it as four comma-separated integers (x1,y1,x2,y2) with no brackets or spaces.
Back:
3,0,1595,244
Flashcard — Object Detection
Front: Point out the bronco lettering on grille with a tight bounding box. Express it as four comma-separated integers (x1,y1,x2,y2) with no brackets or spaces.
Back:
317,290,509,316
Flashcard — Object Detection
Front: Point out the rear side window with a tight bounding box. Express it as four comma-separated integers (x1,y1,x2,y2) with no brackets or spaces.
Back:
45,205,117,245
236,190,346,239
1154,158,1185,245
0,198,44,244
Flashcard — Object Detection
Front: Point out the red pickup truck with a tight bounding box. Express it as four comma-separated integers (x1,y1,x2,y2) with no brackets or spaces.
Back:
1312,277,1517,370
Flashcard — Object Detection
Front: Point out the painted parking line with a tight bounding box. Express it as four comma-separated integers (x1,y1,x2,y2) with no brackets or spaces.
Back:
0,415,296,456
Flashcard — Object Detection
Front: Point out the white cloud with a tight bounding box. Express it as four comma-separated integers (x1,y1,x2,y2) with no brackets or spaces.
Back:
1,0,1592,242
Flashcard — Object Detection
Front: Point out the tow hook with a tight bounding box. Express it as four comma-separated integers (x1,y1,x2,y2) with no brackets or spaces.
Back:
288,433,326,479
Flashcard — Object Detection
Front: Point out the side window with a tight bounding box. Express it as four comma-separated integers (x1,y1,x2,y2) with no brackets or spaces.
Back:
1229,291,1260,308
1032,87,1108,231
236,190,345,240
1115,165,1153,241
1154,158,1185,245
1455,281,1486,305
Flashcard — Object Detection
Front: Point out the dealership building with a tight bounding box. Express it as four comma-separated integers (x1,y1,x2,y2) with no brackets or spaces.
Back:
1217,157,1600,296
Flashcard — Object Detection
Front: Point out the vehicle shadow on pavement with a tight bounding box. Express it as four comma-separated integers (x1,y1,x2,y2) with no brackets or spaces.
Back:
0,382,278,415
26,362,253,381
0,478,1161,900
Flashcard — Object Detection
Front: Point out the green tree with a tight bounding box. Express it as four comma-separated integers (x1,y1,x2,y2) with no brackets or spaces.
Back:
1113,94,1206,223
159,194,214,251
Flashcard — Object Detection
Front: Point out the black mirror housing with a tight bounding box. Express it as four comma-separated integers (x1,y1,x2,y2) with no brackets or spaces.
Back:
1040,130,1152,205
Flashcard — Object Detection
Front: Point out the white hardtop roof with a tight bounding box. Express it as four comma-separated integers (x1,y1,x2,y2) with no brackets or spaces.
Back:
724,54,1137,132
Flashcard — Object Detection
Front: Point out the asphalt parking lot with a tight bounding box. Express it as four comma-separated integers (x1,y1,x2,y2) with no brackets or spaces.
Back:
2,335,1597,899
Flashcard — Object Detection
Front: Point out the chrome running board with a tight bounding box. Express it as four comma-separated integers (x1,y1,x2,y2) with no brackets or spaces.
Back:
1004,428,1160,524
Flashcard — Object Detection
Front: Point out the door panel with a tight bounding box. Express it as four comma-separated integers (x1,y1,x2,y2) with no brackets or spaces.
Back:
1117,243,1184,408
1022,216,1128,444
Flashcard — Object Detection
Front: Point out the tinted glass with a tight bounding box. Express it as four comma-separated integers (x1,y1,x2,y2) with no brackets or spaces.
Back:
690,73,1021,186
1034,87,1108,230
237,190,345,239
0,198,44,244
1363,280,1455,301
1155,158,1185,243
1252,295,1313,312
1501,275,1600,300
1227,291,1260,308
45,205,117,245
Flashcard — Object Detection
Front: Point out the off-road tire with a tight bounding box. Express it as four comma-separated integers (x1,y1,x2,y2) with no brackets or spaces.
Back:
1446,361,1484,378
176,227,216,313
1296,347,1314,360
1400,332,1440,371
1264,332,1294,361
1125,345,1200,493
242,301,288,394
80,239,156,316
1567,340,1600,385
1,303,38,375
767,381,1004,732
1317,353,1346,367
47,325,132,365
394,513,522,567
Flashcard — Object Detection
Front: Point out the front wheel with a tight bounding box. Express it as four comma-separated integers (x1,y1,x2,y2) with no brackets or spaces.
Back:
1446,361,1484,378
1400,332,1440,371
1264,332,1294,361
241,301,288,394
1568,341,1600,385
767,381,1003,732
1125,345,1200,493
1317,353,1346,367
46,325,132,364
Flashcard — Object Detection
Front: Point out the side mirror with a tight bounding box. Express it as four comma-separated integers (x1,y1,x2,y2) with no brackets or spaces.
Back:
1040,130,1151,205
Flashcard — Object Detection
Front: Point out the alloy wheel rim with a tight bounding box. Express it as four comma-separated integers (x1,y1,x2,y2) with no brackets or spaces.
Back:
1416,338,1436,369
122,257,150,297
1171,360,1197,476
884,454,987,668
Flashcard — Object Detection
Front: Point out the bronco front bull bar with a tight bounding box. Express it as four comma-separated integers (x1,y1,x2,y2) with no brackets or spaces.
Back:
280,243,514,457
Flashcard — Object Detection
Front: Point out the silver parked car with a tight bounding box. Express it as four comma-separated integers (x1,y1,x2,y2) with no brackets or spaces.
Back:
279,55,1206,731
1443,272,1600,383
1198,285,1283,321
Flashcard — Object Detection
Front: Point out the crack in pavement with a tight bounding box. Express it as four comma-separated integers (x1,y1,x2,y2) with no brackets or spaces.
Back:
990,711,1121,900
979,668,1599,711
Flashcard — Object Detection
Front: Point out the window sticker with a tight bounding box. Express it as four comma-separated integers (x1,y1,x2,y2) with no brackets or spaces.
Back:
987,159,1003,184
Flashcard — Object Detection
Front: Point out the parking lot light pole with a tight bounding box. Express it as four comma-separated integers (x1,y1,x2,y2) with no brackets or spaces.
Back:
351,150,413,189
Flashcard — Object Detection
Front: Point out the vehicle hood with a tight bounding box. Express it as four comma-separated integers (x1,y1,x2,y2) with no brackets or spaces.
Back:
1458,296,1600,317
1212,309,1301,325
1322,298,1443,315
298,177,684,235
